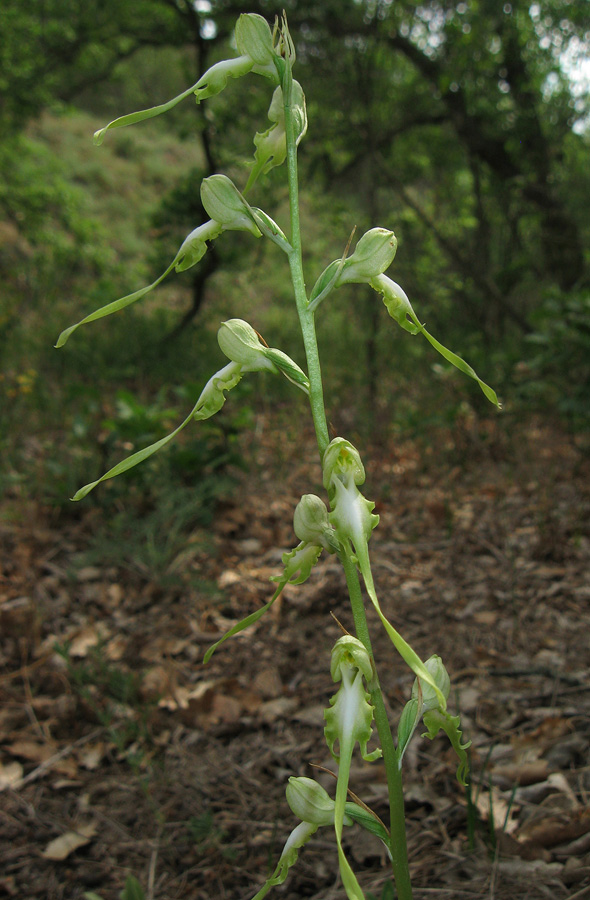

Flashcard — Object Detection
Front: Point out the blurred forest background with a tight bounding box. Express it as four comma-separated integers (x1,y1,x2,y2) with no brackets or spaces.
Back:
2,4,590,899
1,0,589,522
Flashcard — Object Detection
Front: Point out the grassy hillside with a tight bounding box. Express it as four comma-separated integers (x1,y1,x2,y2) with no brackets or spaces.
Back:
1,102,513,527
1,110,223,507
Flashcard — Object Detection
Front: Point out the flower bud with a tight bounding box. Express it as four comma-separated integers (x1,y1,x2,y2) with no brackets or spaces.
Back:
201,174,261,236
293,494,339,552
330,635,373,684
322,437,366,491
411,655,451,712
235,14,276,67
340,228,397,284
217,319,276,372
286,777,336,826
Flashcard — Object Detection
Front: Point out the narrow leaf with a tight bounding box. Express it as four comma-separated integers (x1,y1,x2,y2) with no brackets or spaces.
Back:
203,593,278,664
93,84,202,144
121,875,146,900
93,57,253,145
408,312,501,408
72,364,241,500
55,261,176,348
71,405,197,501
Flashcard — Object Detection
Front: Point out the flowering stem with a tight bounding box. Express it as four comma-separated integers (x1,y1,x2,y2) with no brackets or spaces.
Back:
340,553,414,900
281,39,413,900
282,69,414,900
283,68,330,458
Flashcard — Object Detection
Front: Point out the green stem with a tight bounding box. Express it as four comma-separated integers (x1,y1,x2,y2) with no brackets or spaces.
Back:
341,554,414,900
281,49,413,900
282,70,330,457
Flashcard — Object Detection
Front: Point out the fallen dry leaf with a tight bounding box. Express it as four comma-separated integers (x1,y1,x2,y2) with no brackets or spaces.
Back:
7,740,58,764
492,759,549,786
41,822,97,860
78,743,106,771
517,809,590,848
68,624,110,658
475,785,519,835
0,760,24,791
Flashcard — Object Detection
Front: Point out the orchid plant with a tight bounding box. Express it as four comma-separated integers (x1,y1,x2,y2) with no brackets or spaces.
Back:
59,14,499,900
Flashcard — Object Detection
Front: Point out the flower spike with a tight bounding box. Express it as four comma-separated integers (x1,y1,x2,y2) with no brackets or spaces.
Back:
324,636,381,900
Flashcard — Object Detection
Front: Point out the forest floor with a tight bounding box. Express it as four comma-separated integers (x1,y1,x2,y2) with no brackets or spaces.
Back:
1,414,589,900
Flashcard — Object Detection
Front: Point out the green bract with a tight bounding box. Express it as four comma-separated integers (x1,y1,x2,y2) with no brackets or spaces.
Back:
308,227,397,310
262,347,309,392
411,654,451,713
341,228,398,284
218,319,310,392
398,655,451,763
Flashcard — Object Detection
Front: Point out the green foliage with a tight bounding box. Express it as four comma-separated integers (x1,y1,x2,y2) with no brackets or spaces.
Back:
4,7,589,898
0,0,184,133
120,877,146,900
523,290,590,428
55,642,154,773
69,388,242,581
188,809,234,858
56,641,141,708
84,873,146,900
367,882,395,900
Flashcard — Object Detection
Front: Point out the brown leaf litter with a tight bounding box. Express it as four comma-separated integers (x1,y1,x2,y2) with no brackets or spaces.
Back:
0,416,589,899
